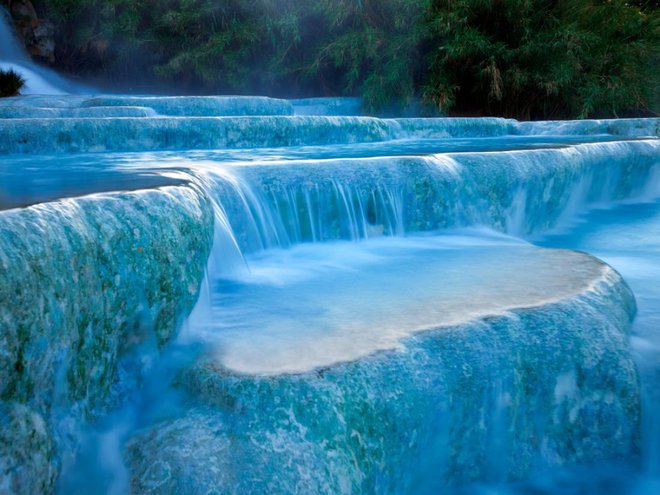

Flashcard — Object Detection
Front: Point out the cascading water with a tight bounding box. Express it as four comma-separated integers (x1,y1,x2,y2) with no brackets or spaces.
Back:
0,9,85,95
534,199,660,495
0,72,658,494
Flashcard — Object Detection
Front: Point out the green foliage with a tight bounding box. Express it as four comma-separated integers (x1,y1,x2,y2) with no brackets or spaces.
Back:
301,0,430,110
27,0,660,118
424,0,659,119
0,69,25,97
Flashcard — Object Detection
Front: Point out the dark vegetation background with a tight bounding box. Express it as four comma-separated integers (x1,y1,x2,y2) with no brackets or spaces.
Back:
3,0,659,119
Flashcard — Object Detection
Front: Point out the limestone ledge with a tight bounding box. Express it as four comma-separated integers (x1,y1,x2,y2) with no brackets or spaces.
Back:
0,185,215,493
127,265,641,494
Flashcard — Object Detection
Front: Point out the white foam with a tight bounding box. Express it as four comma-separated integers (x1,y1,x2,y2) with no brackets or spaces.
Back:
0,12,88,95
0,61,65,95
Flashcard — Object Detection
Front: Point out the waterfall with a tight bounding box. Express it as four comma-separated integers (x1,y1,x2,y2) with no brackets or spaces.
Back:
0,8,85,94
186,140,659,252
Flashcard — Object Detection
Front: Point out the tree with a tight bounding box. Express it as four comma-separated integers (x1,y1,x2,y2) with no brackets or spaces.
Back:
423,0,659,119
24,0,660,118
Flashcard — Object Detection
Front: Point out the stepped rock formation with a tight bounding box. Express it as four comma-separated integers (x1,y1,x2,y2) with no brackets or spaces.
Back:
0,94,658,493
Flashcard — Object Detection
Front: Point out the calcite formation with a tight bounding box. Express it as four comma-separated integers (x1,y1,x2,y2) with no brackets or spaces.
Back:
0,186,214,493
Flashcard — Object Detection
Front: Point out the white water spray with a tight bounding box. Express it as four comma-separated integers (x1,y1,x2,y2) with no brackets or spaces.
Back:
0,9,86,94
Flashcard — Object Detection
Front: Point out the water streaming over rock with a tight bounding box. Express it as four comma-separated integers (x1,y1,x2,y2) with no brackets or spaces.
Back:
0,10,85,95
0,88,658,494
151,140,657,253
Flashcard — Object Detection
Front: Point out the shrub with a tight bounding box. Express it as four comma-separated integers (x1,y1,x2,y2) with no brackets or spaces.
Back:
0,69,26,97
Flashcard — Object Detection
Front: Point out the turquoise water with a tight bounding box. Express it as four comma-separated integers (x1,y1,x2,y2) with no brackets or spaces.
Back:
47,140,657,493
0,90,658,494
433,199,660,494
540,200,660,493
56,202,660,493
3,11,660,491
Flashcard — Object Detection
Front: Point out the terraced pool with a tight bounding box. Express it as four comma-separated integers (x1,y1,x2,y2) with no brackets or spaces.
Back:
0,94,658,494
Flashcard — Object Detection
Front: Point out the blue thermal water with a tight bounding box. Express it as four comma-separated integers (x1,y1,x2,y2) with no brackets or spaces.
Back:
57,229,639,494
2,129,660,493
44,140,656,493
181,231,610,374
541,199,660,493
445,199,660,495
291,97,363,116
0,87,658,494
0,135,649,213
